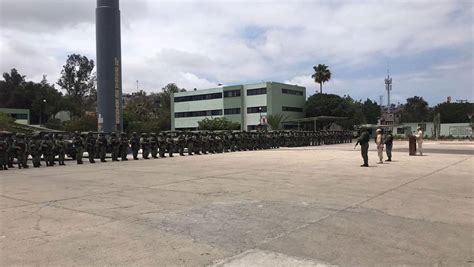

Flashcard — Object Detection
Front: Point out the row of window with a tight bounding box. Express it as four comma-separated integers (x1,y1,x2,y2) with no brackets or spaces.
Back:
282,106,303,112
282,88,303,96
223,90,241,98
224,108,241,115
174,93,222,103
246,88,267,96
247,106,267,113
175,109,222,118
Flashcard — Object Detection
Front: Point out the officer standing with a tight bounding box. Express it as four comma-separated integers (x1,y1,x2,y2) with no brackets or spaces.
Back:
158,132,167,158
0,135,9,170
120,132,129,161
140,133,150,159
86,132,96,163
166,133,175,157
110,132,120,161
186,133,194,156
177,132,186,156
384,130,394,162
29,133,41,168
73,132,84,164
14,133,28,169
130,132,140,160
56,134,66,166
354,128,370,167
97,132,108,162
150,133,158,159
7,133,15,168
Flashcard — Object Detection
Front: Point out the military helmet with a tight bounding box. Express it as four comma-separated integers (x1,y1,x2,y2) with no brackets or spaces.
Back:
120,132,126,136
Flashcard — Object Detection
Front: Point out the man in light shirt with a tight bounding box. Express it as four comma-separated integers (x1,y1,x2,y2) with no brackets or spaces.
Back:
415,127,424,156
375,129,384,164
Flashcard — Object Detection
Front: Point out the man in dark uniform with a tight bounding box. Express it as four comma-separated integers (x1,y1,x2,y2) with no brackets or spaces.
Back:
0,135,8,170
41,135,53,167
14,133,29,169
130,132,140,160
120,132,129,161
140,133,150,159
186,133,194,156
158,132,167,158
177,132,186,156
55,134,66,166
85,132,96,163
150,133,158,159
109,132,120,161
97,132,108,162
166,133,175,157
29,133,41,168
384,130,394,162
7,133,16,168
73,132,84,164
354,128,370,167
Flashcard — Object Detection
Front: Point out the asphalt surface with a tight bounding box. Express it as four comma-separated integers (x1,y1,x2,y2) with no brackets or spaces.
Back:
1,141,473,266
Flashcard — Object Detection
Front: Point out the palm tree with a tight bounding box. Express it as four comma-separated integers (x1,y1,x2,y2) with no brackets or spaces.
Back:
311,64,332,94
266,113,288,130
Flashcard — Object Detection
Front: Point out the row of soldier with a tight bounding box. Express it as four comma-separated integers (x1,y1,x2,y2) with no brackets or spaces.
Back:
0,130,353,170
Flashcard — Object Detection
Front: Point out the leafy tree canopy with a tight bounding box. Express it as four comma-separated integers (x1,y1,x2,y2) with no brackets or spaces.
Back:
400,96,432,122
434,102,474,123
305,93,365,129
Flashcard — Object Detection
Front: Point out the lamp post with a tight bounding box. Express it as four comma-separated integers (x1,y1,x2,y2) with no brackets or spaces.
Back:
258,107,262,130
39,99,46,126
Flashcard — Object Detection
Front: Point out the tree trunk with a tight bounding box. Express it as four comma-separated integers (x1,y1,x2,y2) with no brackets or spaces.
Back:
319,83,323,94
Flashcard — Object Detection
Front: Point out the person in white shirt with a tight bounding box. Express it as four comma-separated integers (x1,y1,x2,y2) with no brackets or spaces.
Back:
375,129,384,164
415,127,424,156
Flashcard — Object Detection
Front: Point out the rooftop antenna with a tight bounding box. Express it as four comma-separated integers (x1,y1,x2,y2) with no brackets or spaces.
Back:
379,95,383,108
385,69,392,113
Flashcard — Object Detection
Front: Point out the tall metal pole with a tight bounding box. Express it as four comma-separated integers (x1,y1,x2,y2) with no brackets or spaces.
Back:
96,0,122,132
385,70,392,113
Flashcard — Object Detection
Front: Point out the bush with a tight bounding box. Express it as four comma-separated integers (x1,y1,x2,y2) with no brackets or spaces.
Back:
0,112,15,131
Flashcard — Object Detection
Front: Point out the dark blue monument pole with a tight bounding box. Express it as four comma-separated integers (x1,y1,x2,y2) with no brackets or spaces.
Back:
96,0,122,132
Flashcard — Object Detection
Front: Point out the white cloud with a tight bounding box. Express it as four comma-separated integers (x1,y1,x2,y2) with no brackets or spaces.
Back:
0,0,472,105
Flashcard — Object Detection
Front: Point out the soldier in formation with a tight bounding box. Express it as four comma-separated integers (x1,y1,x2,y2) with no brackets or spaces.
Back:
2,130,354,170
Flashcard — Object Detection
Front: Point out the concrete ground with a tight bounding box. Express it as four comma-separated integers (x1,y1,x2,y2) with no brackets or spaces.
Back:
1,141,473,266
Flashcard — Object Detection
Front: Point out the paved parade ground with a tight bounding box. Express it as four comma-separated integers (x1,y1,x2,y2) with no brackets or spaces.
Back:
1,141,473,266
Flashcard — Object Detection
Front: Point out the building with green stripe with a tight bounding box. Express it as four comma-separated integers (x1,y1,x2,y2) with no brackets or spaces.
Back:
171,82,306,130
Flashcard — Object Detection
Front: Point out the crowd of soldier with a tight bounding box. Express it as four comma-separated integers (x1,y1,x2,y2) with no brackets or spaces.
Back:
0,130,353,170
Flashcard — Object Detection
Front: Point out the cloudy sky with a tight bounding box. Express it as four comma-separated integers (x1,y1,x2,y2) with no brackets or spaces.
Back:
0,0,472,105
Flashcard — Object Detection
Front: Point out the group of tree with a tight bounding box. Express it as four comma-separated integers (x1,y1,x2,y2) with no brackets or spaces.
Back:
123,83,186,133
1,53,182,133
304,93,380,129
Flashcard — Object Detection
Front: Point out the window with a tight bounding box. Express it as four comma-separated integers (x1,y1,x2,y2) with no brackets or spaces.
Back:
12,113,28,120
247,106,267,113
282,88,303,96
282,106,303,112
397,128,405,134
247,88,267,96
224,90,241,98
224,108,241,115
174,92,222,103
175,109,222,118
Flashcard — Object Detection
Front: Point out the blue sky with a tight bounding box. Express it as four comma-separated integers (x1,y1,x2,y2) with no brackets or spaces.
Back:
0,0,472,106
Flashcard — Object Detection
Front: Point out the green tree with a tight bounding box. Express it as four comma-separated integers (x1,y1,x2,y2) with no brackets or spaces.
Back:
433,102,474,123
400,96,431,122
57,54,96,116
267,113,288,130
0,112,15,131
361,98,381,124
63,114,97,132
305,93,365,129
0,70,63,124
197,117,240,131
311,64,332,94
